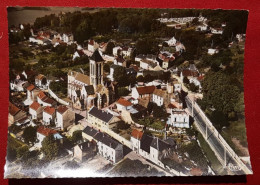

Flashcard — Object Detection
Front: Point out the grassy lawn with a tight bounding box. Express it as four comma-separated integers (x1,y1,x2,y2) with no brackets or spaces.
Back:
108,158,165,177
197,132,227,175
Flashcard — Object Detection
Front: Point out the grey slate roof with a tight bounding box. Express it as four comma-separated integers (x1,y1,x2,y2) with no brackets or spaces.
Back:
140,134,154,153
90,50,104,62
83,126,98,137
94,132,121,149
88,106,114,123
150,138,170,152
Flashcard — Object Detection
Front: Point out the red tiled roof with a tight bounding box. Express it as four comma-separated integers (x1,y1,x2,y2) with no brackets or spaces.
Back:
37,126,57,136
197,75,204,81
136,86,156,95
30,101,41,111
168,103,177,109
44,106,55,115
9,102,20,116
131,129,143,140
89,39,94,46
116,98,132,107
38,91,47,100
182,69,199,77
27,84,35,91
57,105,68,114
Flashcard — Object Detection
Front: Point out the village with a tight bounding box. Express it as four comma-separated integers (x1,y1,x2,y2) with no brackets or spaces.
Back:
6,8,250,178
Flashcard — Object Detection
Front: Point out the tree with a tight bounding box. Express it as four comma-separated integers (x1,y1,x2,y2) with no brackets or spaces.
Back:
189,83,199,92
113,66,128,86
116,121,130,130
72,130,82,144
16,146,29,159
22,126,37,145
183,76,190,84
118,87,130,97
136,75,144,82
41,135,59,160
105,42,115,55
209,110,229,131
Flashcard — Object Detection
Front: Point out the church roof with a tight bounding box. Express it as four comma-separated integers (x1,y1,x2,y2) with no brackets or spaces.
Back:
90,50,104,62
75,72,90,85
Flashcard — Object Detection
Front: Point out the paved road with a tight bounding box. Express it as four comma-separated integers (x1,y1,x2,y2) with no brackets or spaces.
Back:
185,97,245,175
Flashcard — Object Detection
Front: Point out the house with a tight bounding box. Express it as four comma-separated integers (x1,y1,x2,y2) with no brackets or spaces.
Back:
37,91,56,107
37,126,63,147
113,57,126,67
29,101,44,120
121,47,133,57
211,28,223,34
152,89,166,106
15,116,30,126
167,109,189,128
113,46,122,56
140,59,159,70
73,141,97,162
62,33,74,43
94,132,123,163
180,64,200,81
25,84,41,105
10,74,27,92
42,106,56,125
82,126,98,141
130,129,143,153
35,74,49,89
131,86,156,99
208,48,219,55
88,106,120,131
72,50,85,61
98,42,108,53
88,40,99,53
139,134,154,159
55,105,75,130
150,137,171,167
166,36,177,46
8,102,26,126
116,98,133,111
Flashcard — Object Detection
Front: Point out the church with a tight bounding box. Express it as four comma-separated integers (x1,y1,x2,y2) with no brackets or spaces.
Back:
67,50,117,110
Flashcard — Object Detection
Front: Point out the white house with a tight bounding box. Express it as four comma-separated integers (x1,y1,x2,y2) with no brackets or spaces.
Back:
152,89,165,107
29,101,43,120
37,126,63,147
88,106,120,132
113,46,122,56
131,86,156,99
130,129,143,153
72,50,85,61
166,36,177,46
88,40,99,53
211,28,223,34
35,74,49,89
37,91,56,107
121,47,133,57
167,109,189,128
94,132,123,163
62,33,74,43
116,98,133,111
42,106,56,125
208,48,219,55
55,105,75,130
25,84,41,105
10,75,27,92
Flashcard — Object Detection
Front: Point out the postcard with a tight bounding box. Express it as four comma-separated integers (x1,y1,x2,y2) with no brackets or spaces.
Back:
5,7,252,178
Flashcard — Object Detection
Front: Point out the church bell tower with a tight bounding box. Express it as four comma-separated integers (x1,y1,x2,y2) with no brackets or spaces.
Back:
90,50,105,88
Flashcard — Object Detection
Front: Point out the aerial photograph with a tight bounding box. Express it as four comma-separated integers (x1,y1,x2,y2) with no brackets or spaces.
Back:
5,7,252,178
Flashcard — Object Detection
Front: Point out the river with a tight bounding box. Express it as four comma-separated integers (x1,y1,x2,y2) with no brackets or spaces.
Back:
7,7,99,26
